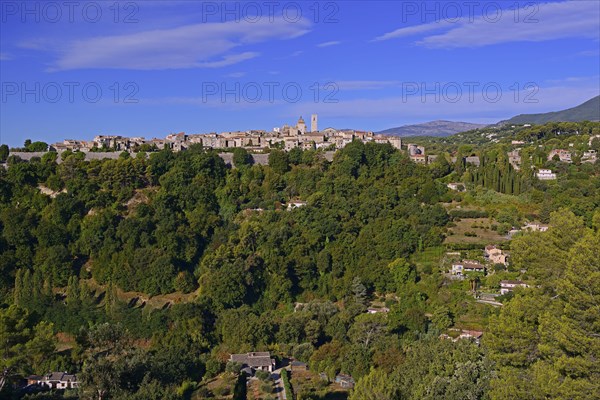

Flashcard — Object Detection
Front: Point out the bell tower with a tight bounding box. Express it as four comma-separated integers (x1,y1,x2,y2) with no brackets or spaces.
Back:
311,114,318,132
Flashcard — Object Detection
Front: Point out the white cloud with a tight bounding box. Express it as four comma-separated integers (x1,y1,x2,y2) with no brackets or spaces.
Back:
40,18,310,71
0,53,12,61
375,1,600,48
317,41,341,47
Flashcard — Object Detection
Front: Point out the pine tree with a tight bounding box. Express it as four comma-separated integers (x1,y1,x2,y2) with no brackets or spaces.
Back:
351,277,367,306
66,276,81,308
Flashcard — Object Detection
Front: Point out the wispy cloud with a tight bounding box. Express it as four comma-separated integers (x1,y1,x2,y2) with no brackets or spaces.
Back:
289,76,600,122
375,1,600,48
576,49,600,57
35,18,310,71
373,21,451,42
0,53,13,61
544,75,600,85
197,53,258,68
335,81,400,90
317,41,341,47
226,72,247,78
143,95,288,110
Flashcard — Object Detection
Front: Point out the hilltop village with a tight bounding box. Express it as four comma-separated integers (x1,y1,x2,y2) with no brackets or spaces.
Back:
47,115,403,155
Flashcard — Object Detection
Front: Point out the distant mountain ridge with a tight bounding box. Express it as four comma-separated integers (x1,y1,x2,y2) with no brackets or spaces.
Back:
376,120,488,137
499,96,600,125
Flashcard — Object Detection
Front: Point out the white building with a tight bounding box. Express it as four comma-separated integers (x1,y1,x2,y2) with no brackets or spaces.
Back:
367,307,390,314
451,260,485,276
582,150,597,164
522,223,549,232
447,182,465,192
287,200,307,210
500,280,528,295
28,372,79,390
536,169,557,180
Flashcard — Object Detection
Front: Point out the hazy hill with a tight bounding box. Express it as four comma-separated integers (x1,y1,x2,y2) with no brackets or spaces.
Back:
376,120,488,137
499,96,600,125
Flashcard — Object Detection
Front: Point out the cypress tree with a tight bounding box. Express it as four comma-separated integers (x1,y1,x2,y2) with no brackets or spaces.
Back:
22,269,33,309
14,269,23,307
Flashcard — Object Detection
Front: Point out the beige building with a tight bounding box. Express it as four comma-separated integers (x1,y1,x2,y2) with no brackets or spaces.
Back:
485,245,508,265
297,116,307,135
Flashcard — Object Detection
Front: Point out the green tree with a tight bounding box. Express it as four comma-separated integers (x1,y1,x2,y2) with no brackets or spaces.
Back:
0,144,8,162
0,306,57,390
350,368,401,400
232,148,253,169
26,141,49,152
348,313,387,349
351,277,367,306
431,307,453,331
268,149,290,174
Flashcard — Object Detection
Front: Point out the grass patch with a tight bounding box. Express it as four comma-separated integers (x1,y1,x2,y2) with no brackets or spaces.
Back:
444,218,508,245
411,246,445,274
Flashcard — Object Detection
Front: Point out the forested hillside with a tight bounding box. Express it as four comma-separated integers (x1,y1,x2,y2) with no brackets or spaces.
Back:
500,95,600,125
0,136,599,399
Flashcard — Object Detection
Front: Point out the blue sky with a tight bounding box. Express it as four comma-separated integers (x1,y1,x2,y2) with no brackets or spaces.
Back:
0,0,599,146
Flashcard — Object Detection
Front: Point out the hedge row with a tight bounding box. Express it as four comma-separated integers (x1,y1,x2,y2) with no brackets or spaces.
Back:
281,369,294,399
449,209,490,218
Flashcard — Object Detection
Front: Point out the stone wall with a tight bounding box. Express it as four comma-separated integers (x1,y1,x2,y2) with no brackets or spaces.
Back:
8,151,335,166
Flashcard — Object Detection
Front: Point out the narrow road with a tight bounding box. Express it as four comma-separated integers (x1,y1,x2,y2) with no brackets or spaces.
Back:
476,299,503,307
271,368,287,400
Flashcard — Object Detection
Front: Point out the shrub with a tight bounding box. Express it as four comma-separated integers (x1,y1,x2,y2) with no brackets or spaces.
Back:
293,343,315,363
204,358,223,379
255,370,271,381
213,385,230,396
260,381,274,394
173,271,198,294
449,209,489,218
176,380,197,397
226,361,242,374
